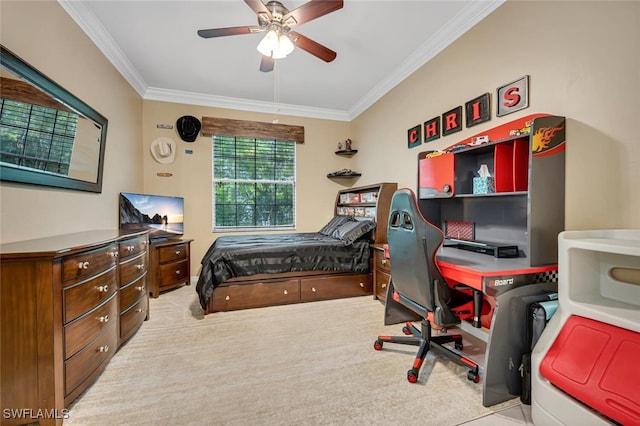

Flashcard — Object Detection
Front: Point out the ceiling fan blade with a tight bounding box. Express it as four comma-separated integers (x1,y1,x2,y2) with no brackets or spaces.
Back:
290,31,337,62
198,26,262,38
283,0,343,26
260,55,275,73
244,0,272,19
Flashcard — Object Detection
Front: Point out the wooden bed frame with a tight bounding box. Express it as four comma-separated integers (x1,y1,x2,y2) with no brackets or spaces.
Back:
204,182,397,314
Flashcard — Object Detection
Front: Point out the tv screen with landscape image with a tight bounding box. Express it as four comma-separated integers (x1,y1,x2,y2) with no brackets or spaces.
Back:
119,192,184,241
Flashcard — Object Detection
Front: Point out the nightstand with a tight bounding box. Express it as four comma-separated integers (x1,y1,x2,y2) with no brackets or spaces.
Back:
372,243,390,303
149,239,193,298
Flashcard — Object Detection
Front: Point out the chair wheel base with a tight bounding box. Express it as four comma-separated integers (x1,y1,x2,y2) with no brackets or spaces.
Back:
407,370,418,383
467,370,480,383
373,340,383,351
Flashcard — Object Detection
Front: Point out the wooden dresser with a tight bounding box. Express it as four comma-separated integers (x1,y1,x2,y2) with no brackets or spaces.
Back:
0,230,149,425
148,239,192,298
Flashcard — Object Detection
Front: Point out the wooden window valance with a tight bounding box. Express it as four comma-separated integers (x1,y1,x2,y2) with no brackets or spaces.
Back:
1,77,73,113
201,116,304,143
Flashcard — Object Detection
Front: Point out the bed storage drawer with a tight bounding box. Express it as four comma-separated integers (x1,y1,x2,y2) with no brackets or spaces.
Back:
212,279,300,311
300,273,372,301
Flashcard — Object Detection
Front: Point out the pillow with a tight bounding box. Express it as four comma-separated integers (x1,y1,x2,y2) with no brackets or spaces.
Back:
331,219,376,245
318,215,354,236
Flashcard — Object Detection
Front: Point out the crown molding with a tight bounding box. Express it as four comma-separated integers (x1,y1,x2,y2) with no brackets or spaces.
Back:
59,0,503,122
58,0,147,97
347,0,505,120
144,87,351,121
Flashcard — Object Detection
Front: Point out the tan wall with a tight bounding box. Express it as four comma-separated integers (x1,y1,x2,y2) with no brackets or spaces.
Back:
142,101,351,274
2,0,638,273
0,0,144,243
352,0,640,231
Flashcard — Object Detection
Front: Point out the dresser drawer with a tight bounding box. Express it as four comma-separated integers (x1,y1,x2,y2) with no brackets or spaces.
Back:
159,259,189,287
300,273,372,301
118,235,148,260
120,296,148,340
120,274,147,312
64,294,118,359
375,270,390,301
62,243,118,284
65,321,117,396
212,280,300,311
64,267,117,323
374,250,391,274
120,252,147,286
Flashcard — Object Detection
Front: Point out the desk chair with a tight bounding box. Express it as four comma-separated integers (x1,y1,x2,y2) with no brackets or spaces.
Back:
374,188,480,383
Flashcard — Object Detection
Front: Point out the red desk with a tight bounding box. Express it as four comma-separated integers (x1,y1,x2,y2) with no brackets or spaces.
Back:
436,246,558,407
437,247,557,329
437,246,558,293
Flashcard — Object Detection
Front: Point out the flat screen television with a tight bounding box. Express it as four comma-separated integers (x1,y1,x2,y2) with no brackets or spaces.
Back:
119,192,184,241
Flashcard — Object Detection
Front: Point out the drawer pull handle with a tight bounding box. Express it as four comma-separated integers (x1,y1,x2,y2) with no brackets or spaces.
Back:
225,295,230,301
78,261,90,269
381,283,387,289
99,315,109,323
311,287,317,292
175,250,181,256
136,285,145,292
283,289,288,295
136,264,145,270
359,282,364,288
175,270,182,275
99,345,109,353
127,245,135,252
97,285,109,293
108,251,118,258
136,308,145,314
381,259,387,265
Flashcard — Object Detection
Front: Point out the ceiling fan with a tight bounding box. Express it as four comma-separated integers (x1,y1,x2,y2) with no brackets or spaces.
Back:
197,0,343,72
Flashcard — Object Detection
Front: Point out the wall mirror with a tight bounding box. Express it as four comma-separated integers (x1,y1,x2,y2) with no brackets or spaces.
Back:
0,45,108,193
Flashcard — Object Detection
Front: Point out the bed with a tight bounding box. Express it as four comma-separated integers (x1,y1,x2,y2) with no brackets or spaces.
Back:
196,182,397,314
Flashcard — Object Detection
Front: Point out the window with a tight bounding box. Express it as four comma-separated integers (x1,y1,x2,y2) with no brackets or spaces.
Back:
0,99,78,175
213,135,295,230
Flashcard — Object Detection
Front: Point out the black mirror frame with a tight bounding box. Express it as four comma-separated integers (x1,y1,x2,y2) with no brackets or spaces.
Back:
0,45,108,193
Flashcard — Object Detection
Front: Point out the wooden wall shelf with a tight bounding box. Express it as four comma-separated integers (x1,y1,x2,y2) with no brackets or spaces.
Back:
335,149,358,156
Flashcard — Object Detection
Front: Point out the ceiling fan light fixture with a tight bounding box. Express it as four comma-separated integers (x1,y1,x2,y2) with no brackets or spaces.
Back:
274,33,294,58
257,29,278,56
257,29,294,59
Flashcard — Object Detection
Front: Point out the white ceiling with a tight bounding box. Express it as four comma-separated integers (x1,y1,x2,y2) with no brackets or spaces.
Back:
59,0,504,121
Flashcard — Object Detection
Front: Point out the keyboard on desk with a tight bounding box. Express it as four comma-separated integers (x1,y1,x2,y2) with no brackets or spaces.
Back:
445,238,519,258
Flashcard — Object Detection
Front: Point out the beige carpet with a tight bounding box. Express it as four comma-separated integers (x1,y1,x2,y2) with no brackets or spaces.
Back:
66,285,518,425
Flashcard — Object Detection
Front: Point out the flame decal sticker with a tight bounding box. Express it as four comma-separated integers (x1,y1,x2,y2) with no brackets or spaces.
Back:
532,123,565,157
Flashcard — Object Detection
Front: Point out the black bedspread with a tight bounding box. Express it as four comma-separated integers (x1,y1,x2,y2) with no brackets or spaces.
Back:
196,232,371,310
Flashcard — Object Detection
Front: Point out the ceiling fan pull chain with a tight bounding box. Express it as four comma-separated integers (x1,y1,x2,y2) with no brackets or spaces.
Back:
273,61,281,123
